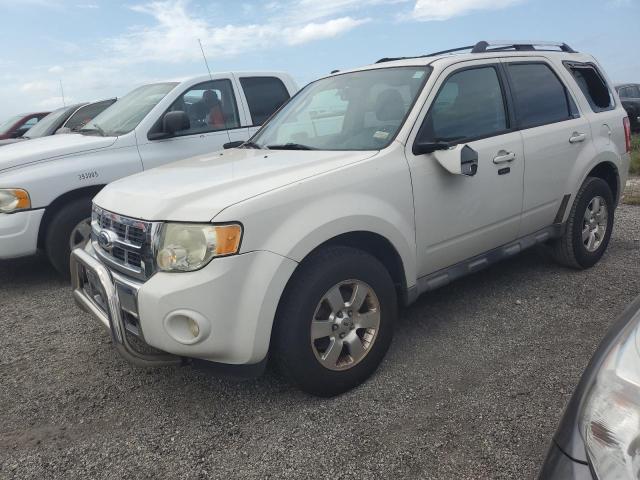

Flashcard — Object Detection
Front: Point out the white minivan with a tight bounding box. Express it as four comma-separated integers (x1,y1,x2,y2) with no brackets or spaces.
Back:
0,72,297,275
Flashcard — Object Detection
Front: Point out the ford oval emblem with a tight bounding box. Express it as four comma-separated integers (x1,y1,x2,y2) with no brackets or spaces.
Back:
97,230,116,251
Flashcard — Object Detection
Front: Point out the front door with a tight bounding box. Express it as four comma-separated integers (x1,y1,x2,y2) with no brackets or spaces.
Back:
137,78,242,170
406,61,525,276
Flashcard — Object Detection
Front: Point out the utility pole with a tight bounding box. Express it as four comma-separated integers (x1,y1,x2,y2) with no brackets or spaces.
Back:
198,39,213,81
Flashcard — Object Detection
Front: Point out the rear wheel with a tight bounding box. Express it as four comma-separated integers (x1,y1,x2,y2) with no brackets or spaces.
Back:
45,197,92,278
273,246,397,397
551,177,614,269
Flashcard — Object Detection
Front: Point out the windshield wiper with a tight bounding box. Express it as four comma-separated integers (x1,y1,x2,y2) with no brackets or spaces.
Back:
266,143,317,151
80,124,105,137
241,141,262,149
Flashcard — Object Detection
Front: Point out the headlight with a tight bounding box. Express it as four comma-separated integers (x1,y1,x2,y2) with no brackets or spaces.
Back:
0,189,31,213
580,311,640,478
156,223,242,272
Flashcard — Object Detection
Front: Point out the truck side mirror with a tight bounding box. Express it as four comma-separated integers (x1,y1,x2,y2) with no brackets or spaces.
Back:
148,111,190,140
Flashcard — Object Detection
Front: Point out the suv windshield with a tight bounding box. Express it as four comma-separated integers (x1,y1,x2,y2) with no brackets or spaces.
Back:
81,82,177,137
252,67,430,151
23,106,71,138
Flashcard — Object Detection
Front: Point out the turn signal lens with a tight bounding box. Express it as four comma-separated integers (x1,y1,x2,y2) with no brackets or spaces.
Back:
0,189,31,213
215,224,242,255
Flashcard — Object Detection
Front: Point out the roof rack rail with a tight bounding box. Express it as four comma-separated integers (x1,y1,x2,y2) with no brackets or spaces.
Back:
375,40,576,64
471,40,577,53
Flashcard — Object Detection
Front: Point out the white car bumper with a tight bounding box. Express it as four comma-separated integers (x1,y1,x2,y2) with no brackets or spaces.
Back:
71,242,298,366
0,209,44,259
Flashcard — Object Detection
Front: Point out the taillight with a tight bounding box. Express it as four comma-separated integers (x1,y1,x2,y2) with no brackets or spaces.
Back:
624,117,631,153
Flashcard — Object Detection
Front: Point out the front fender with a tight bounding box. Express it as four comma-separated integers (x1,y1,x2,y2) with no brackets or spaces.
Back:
215,149,418,290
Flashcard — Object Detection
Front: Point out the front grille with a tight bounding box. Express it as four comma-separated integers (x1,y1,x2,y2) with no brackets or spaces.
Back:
91,205,158,280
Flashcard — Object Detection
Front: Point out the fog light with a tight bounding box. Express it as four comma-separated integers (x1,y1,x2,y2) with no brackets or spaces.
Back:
163,310,211,345
187,318,200,338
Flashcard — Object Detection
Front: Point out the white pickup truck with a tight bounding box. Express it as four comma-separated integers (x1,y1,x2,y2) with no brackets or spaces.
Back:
0,72,297,275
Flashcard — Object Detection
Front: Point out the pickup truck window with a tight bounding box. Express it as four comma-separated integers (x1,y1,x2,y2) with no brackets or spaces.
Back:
423,66,507,143
252,67,429,151
0,115,21,134
166,79,240,136
82,82,178,137
239,76,290,126
65,99,116,132
507,63,575,129
22,106,69,138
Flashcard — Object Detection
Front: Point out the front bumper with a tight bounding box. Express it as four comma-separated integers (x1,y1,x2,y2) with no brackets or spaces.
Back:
0,209,44,259
71,243,298,366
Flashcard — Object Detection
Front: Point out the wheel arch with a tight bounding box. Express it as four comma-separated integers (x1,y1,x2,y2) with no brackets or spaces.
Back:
37,185,104,248
283,230,411,306
586,161,620,206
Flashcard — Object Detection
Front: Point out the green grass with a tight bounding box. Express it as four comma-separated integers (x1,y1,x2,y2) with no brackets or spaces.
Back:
631,134,640,176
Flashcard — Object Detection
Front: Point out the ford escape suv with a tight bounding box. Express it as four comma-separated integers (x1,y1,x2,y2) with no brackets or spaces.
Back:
71,41,631,396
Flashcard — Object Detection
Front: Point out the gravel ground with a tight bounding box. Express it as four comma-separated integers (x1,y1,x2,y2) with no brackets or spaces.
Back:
1,205,639,480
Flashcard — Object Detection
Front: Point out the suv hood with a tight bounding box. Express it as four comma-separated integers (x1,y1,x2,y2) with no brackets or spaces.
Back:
95,148,378,221
0,134,116,172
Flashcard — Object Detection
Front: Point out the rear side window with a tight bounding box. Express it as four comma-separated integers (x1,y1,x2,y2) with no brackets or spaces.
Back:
423,66,508,142
566,64,613,112
629,85,640,98
65,100,116,131
507,63,574,129
240,77,290,126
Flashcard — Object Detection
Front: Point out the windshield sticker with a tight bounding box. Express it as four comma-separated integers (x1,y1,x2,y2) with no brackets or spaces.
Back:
373,131,390,140
413,71,425,79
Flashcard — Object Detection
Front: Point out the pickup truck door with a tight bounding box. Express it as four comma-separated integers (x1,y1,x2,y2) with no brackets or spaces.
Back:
405,60,525,276
136,78,243,170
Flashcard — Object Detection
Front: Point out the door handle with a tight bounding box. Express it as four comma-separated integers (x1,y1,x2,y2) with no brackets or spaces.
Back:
569,132,586,144
493,151,516,164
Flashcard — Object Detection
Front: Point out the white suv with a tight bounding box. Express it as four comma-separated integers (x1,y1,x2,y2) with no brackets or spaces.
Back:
0,72,296,275
71,42,632,396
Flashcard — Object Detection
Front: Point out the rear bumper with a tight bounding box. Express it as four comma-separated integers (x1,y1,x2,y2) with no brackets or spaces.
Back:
0,209,44,259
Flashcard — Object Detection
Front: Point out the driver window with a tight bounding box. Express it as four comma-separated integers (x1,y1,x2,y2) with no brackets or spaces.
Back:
423,67,507,143
168,79,240,135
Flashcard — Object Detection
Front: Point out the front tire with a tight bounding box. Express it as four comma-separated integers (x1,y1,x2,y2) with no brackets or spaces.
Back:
273,246,397,397
45,197,92,278
551,177,614,269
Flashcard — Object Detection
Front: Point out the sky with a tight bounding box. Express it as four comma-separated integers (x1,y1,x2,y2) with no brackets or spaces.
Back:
0,0,638,119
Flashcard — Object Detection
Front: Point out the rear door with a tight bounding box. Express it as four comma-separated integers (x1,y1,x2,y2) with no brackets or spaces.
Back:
137,78,241,170
502,59,594,235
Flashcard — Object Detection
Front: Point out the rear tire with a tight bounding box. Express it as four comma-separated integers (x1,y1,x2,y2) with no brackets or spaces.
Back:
551,177,614,269
45,197,92,278
273,246,397,397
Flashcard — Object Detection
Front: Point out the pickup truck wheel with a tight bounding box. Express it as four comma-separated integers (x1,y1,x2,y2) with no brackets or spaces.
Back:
274,246,397,397
551,177,614,269
45,197,92,278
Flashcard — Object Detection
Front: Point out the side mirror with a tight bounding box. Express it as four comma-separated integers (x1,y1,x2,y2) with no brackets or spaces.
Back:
425,143,478,177
223,141,244,149
55,127,72,135
148,111,190,140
